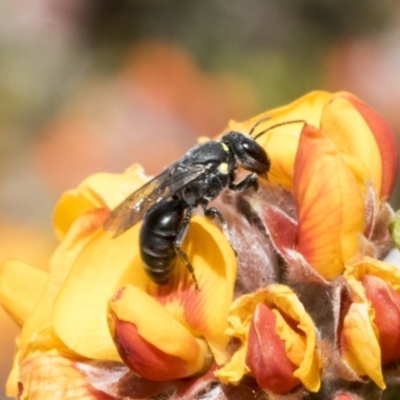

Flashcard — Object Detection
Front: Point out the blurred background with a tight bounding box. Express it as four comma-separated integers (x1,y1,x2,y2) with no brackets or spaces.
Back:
1,0,400,398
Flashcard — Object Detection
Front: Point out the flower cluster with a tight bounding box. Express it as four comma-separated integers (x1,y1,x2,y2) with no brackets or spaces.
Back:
0,91,399,399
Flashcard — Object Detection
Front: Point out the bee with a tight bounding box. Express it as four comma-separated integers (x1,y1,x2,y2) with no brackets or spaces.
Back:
103,119,303,288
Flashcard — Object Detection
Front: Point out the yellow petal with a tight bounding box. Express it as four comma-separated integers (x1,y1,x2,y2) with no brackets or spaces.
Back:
321,96,382,199
228,91,334,189
341,300,385,389
52,223,142,361
343,256,400,367
345,255,400,292
102,216,235,365
20,209,107,354
214,345,249,384
110,285,211,379
264,285,320,392
294,125,365,279
53,164,148,240
215,284,320,392
53,212,235,363
0,259,48,326
340,93,398,199
273,309,306,367
154,216,236,365
53,188,104,241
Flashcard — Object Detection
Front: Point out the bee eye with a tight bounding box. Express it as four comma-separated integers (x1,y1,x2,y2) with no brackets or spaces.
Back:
243,139,269,163
243,140,263,159
221,133,270,174
237,137,270,174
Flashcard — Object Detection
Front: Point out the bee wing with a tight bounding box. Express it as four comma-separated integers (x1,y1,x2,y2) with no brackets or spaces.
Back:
103,162,209,237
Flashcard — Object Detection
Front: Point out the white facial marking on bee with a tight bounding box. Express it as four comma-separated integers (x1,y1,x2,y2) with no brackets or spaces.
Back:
218,162,229,174
221,142,229,152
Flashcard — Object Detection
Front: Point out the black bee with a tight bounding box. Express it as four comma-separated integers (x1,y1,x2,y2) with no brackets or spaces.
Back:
103,119,303,288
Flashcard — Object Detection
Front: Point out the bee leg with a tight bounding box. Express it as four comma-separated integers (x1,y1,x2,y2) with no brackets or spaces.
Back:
202,204,237,256
174,207,199,290
229,172,258,192
175,247,198,291
202,204,226,225
203,204,229,238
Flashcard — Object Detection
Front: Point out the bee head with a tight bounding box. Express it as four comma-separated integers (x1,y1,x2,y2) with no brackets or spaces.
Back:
221,132,270,178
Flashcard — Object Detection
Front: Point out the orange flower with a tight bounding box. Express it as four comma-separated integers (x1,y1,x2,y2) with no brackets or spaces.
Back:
230,91,398,200
215,284,320,394
340,256,400,388
0,90,398,399
0,164,236,398
107,214,236,380
293,124,365,279
245,302,302,394
362,274,400,365
233,91,397,279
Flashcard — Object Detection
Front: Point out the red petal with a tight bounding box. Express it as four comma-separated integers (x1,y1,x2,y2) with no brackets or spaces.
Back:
246,303,300,394
113,315,202,381
362,274,400,364
343,93,398,199
260,204,298,256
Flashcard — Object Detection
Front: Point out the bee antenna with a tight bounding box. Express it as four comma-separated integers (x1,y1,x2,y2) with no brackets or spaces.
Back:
253,119,306,140
247,116,272,137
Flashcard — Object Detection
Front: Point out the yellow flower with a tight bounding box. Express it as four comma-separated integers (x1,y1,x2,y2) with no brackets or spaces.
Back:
0,164,236,398
233,91,398,279
340,256,400,389
106,213,236,380
293,123,365,279
215,284,320,394
0,208,110,398
230,91,398,200
0,91,398,399
53,164,148,240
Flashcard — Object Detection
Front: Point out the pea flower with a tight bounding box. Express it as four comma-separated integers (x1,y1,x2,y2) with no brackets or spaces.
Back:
0,91,399,400
215,284,321,395
211,91,398,398
225,91,397,282
340,256,400,389
232,91,397,200
0,165,236,399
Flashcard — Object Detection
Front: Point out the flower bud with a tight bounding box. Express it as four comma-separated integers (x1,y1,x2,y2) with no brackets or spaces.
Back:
246,303,301,394
362,274,400,364
110,285,212,381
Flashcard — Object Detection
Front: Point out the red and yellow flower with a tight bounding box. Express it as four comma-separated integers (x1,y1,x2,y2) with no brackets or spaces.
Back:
232,91,398,280
214,90,398,396
232,91,397,200
215,284,321,394
340,256,400,389
0,91,398,399
0,165,236,399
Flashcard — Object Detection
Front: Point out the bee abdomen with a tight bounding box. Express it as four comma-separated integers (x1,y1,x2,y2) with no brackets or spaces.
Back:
139,200,185,284
140,237,176,283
